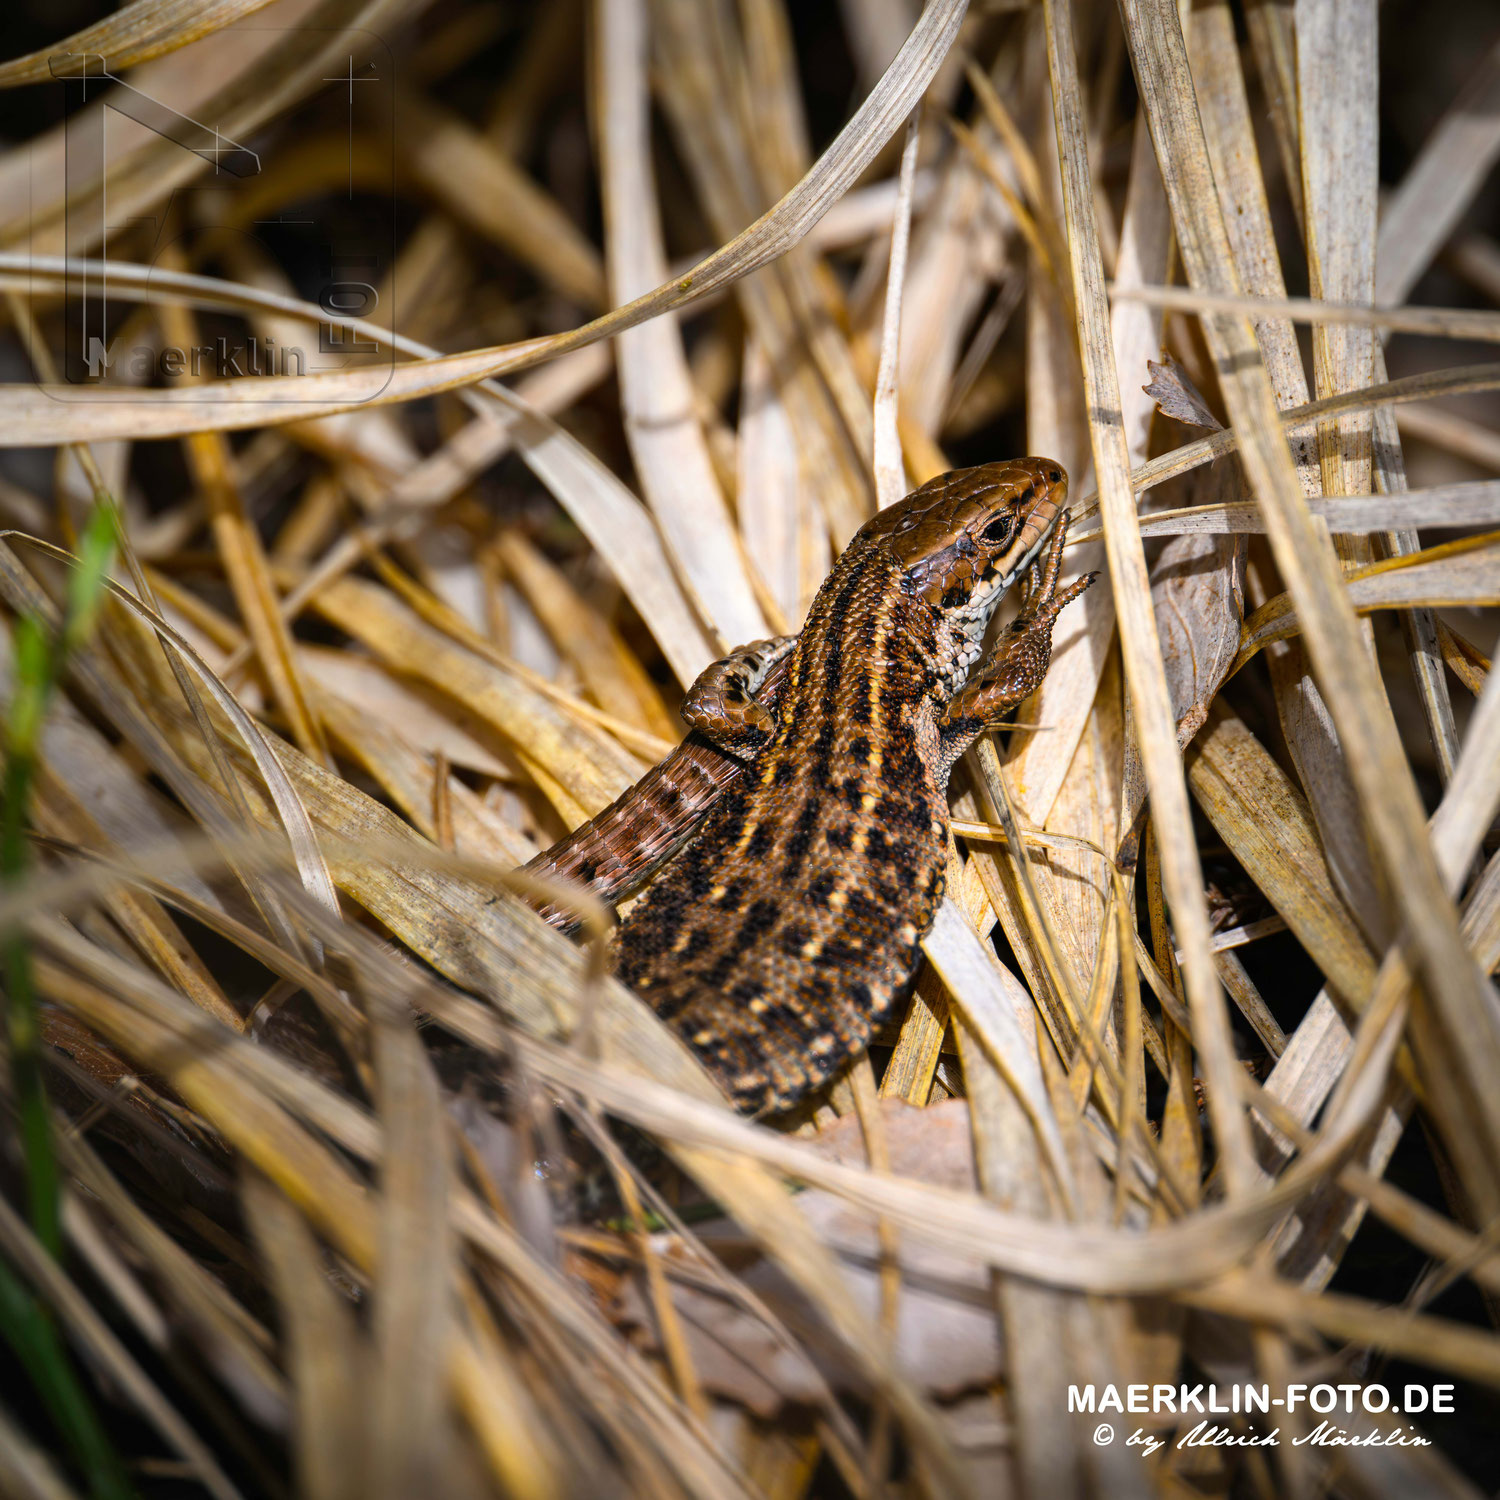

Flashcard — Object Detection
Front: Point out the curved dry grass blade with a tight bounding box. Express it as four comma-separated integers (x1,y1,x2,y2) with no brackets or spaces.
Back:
1,633,236,919
1069,480,1500,541
18,249,1491,540
1234,535,1500,665
0,0,286,90
1,537,340,922
491,1008,1398,1295
596,0,768,650
369,1006,455,1500
1182,1273,1500,1391
241,1174,366,1500
0,254,721,683
1106,361,1500,512
0,543,321,970
3,0,970,443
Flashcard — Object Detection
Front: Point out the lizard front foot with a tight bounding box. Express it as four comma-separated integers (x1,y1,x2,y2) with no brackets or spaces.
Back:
938,509,1098,761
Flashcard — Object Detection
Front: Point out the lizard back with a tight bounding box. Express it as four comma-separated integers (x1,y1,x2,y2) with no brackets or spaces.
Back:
604,458,1086,1116
615,545,951,1114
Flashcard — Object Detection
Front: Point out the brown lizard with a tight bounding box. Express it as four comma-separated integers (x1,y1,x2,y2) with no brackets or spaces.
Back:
527,459,1094,1113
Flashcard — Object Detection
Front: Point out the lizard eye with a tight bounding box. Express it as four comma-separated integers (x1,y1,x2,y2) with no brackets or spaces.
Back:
981,515,1013,545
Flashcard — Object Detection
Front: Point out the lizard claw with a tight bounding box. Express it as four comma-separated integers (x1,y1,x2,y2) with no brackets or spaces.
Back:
1050,568,1100,614
1020,563,1098,628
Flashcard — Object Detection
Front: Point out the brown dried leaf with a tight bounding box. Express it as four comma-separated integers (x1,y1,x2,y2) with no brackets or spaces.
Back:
1143,353,1222,430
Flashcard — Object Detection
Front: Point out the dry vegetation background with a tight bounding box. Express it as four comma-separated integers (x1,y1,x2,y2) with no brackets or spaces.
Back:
1,0,1499,1496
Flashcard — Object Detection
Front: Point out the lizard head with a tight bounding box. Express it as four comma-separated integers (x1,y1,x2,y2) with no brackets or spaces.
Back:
864,450,1062,621
863,457,1068,605
856,457,1069,680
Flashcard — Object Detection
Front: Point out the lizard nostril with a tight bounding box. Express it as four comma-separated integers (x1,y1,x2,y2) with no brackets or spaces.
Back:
1047,468,1062,484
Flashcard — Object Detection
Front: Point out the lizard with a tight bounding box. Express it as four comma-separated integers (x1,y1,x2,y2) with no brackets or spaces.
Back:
525,459,1095,1114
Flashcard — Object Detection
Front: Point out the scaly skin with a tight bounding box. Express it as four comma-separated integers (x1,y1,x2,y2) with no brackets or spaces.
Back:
608,459,1095,1114
520,643,796,932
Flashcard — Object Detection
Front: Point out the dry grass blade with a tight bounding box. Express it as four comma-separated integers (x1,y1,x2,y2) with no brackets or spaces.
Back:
0,538,341,921
0,1402,80,1500
1109,360,1500,509
1043,0,1253,1192
872,112,922,507
597,0,768,649
240,1174,365,1500
401,90,607,312
368,1004,454,1499
154,263,329,767
1113,282,1500,344
0,0,290,91
1235,534,1500,663
1069,480,1500,541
